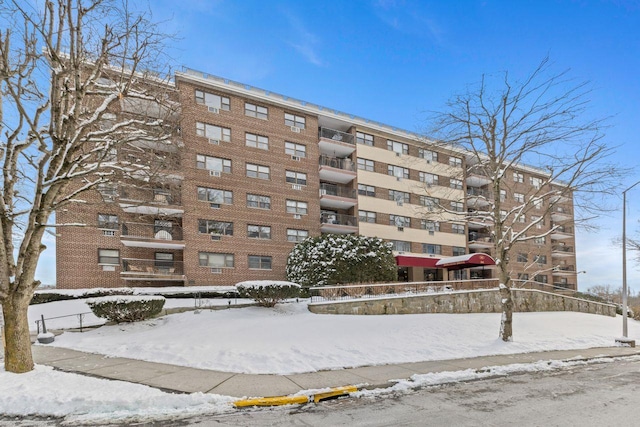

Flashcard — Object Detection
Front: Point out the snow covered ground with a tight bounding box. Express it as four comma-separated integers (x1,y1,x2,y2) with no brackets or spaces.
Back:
3,297,640,424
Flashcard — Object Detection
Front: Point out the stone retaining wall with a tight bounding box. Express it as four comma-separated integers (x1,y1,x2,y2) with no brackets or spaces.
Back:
307,289,616,317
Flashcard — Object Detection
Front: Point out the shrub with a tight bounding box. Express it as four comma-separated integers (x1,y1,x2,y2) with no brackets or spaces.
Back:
286,234,397,287
87,295,165,323
236,281,301,307
31,288,135,305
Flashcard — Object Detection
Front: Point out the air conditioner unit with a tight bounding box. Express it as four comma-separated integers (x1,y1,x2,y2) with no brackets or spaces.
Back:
395,152,401,157
210,267,222,274
209,170,221,177
293,214,302,219
210,203,221,209
428,231,435,236
211,235,221,241
292,184,302,190
396,177,403,182
291,155,301,161
290,126,301,133
426,160,431,164
396,201,404,206
397,226,404,232
101,229,116,237
208,106,219,114
102,265,116,271
208,139,220,145
320,189,327,196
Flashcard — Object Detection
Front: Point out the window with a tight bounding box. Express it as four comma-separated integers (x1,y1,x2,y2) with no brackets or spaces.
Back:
357,158,374,172
531,215,544,229
97,183,118,201
514,192,525,203
287,229,309,242
389,190,410,204
356,131,374,146
390,215,411,228
98,249,119,265
453,247,466,256
247,225,271,239
245,133,269,150
420,196,440,210
419,172,439,186
359,210,376,223
517,253,528,263
500,210,507,220
245,102,268,119
98,214,118,229
198,220,233,235
450,201,464,212
197,187,233,205
195,90,230,111
286,200,308,215
358,184,375,197
518,273,529,281
248,255,272,270
246,163,270,180
513,172,524,183
452,224,465,234
534,274,548,284
449,156,462,167
391,240,412,252
285,170,307,185
450,178,463,189
422,244,442,255
247,194,271,209
387,140,408,155
535,255,547,264
534,236,546,245
284,113,305,129
419,149,438,162
516,214,526,223
388,165,409,179
196,154,231,173
421,220,440,232
285,142,306,158
199,252,234,268
530,176,543,189
196,122,231,142
533,198,543,210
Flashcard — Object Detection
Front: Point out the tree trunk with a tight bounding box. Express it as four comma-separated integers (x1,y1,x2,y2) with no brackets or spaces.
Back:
499,284,514,342
2,296,34,373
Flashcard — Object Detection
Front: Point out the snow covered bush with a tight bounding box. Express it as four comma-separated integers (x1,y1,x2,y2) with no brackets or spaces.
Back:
87,295,165,323
236,281,301,307
286,234,397,287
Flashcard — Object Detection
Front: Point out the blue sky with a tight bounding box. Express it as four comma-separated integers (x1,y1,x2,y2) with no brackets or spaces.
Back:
37,0,640,292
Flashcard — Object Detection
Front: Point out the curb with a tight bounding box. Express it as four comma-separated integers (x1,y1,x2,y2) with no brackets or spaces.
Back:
233,385,358,408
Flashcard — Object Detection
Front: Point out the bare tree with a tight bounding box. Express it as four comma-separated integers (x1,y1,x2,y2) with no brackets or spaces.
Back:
428,57,623,342
0,0,176,373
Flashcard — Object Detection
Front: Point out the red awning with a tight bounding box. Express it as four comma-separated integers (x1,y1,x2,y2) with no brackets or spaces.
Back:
435,253,496,270
395,255,441,268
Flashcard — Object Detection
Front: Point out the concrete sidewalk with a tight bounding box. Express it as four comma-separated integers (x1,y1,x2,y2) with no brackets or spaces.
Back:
31,345,640,399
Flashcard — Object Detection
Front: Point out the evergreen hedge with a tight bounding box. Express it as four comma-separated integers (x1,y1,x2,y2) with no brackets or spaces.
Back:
87,295,165,323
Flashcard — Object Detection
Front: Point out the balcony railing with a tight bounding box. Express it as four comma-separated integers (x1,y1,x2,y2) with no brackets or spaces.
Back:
319,127,355,145
321,212,357,227
121,222,183,241
121,258,184,276
552,225,573,234
469,232,493,242
554,265,576,273
467,187,491,197
319,155,356,172
119,188,182,206
552,246,574,253
320,183,356,199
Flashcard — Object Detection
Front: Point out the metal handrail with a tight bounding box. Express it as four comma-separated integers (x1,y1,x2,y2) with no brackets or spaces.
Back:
35,312,98,333
319,127,355,144
319,155,356,171
320,212,357,227
320,183,356,199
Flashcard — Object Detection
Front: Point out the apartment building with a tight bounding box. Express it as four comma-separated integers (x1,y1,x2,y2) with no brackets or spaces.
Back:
55,68,578,290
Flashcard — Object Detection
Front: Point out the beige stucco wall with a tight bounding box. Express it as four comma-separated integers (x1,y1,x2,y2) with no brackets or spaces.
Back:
307,289,616,317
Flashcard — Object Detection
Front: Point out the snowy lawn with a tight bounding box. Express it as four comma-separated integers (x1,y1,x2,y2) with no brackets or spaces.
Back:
46,300,640,375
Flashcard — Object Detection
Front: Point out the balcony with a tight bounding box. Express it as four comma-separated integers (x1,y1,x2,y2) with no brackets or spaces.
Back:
119,188,184,217
466,171,492,187
550,224,573,240
319,155,357,184
121,258,185,282
551,245,574,258
468,231,494,249
551,206,572,222
319,183,357,209
120,222,185,249
466,187,491,208
553,265,576,276
318,127,356,157
320,212,358,234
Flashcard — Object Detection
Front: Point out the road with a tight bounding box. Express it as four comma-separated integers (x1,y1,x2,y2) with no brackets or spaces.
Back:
191,356,640,427
4,356,640,426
